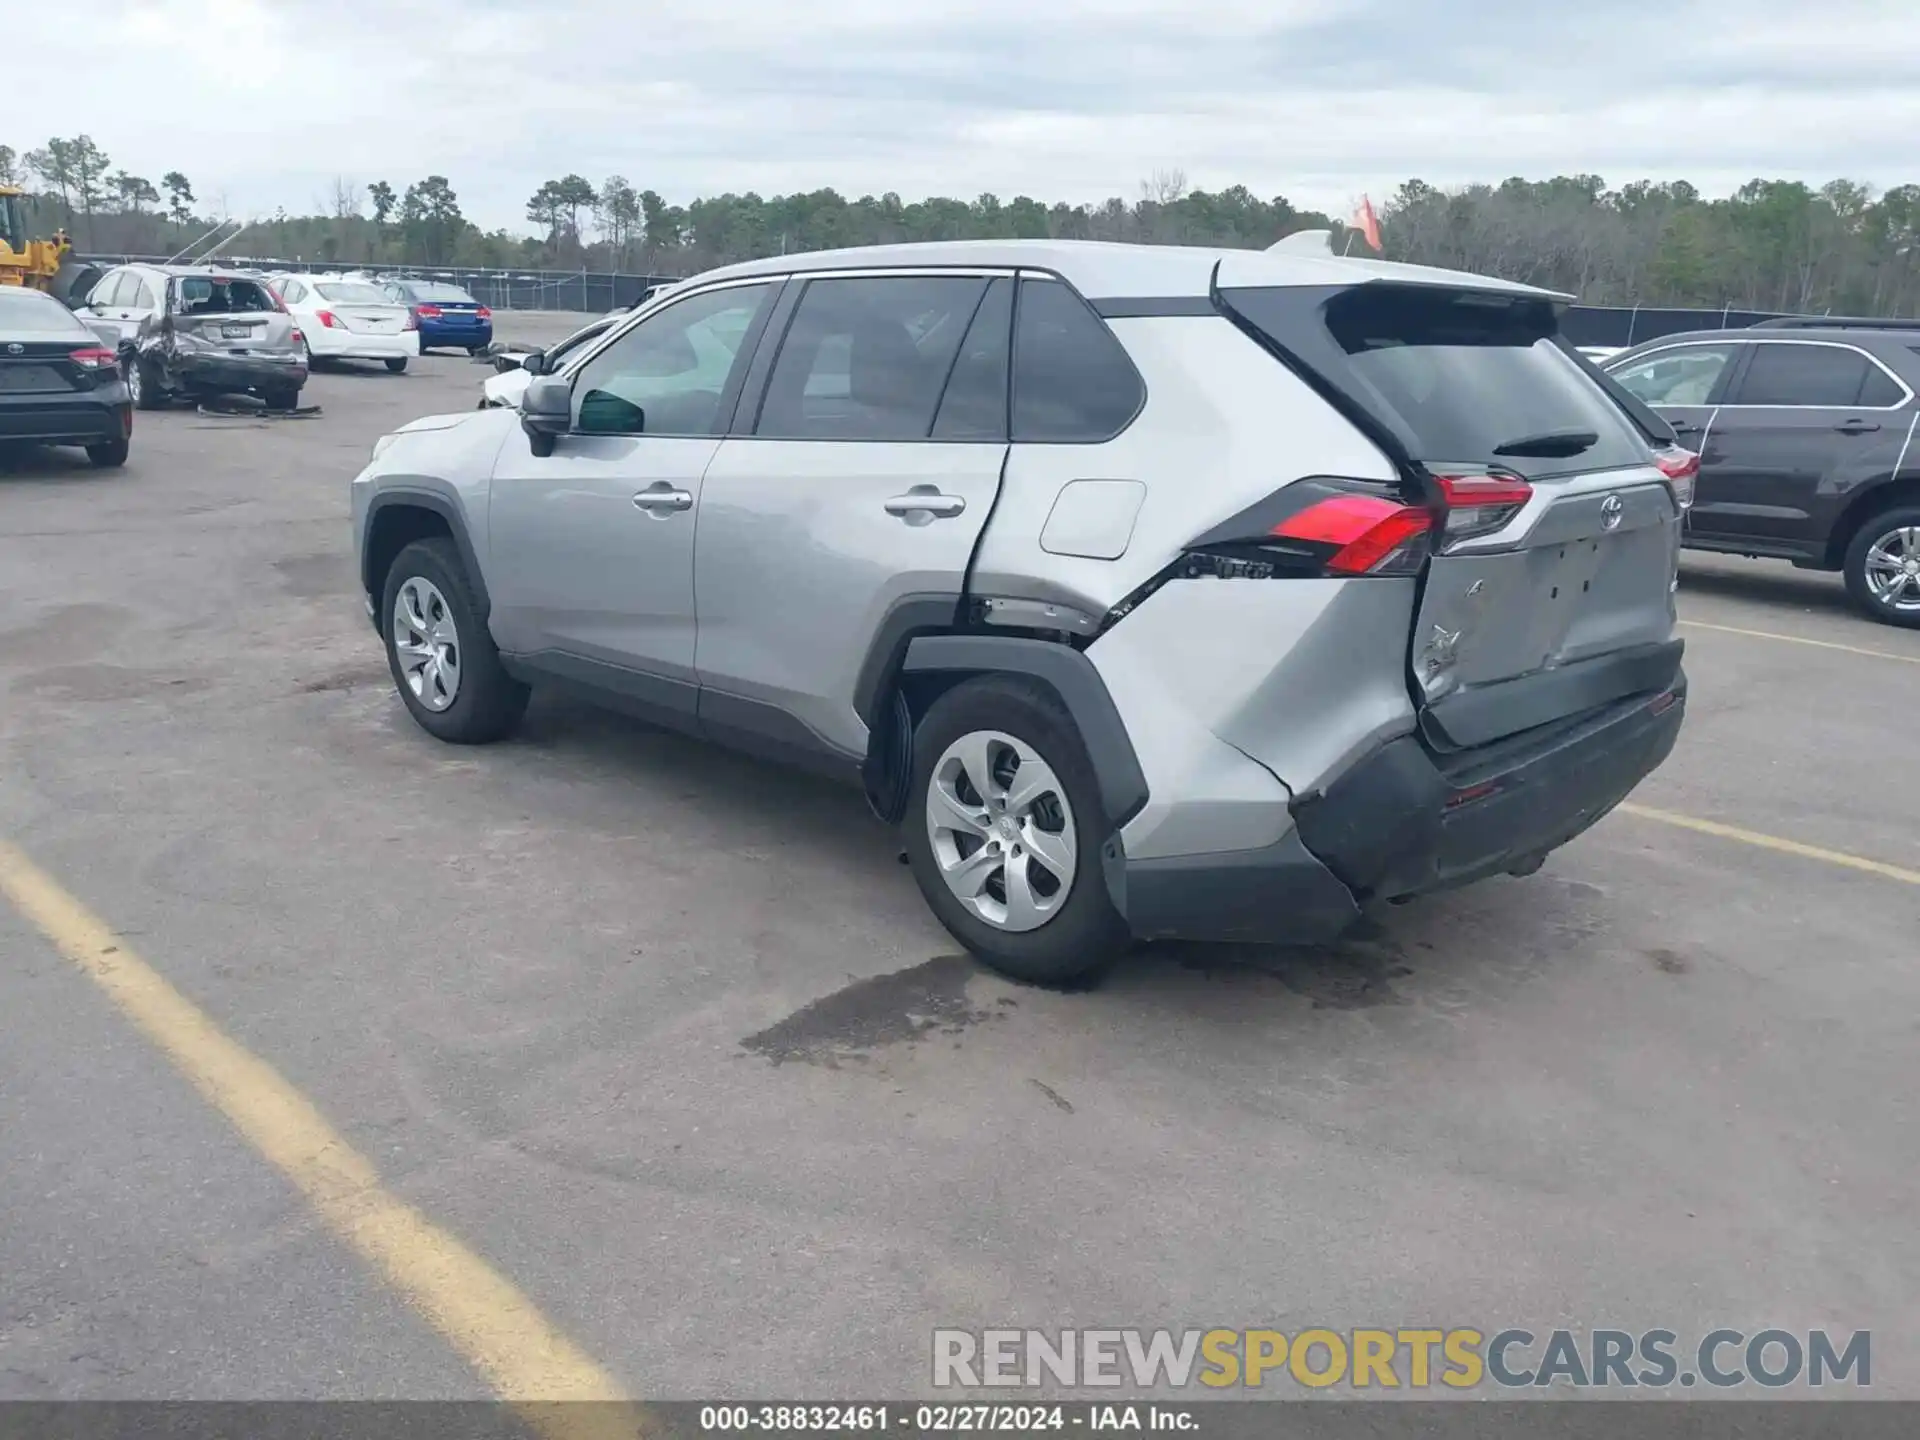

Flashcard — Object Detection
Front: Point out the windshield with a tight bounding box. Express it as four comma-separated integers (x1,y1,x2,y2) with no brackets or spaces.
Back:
0,190,27,252
314,282,392,305
404,283,476,304
0,286,93,338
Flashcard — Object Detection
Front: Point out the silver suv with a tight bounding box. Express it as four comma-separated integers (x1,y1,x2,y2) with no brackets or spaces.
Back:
352,241,1691,985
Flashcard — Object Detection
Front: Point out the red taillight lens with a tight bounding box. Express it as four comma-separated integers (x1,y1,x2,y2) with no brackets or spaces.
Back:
416,304,442,319
475,306,492,320
316,310,343,329
69,346,118,370
1653,446,1698,510
1272,494,1433,575
1434,472,1534,546
1179,478,1435,580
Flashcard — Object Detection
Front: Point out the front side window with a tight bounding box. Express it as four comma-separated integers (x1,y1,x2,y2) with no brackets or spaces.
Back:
1728,343,1890,408
89,271,129,308
571,282,773,436
1011,278,1145,443
1609,344,1741,407
754,275,989,440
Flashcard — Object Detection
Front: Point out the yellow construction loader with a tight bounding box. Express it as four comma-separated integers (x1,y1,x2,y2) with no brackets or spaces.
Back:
0,183,74,291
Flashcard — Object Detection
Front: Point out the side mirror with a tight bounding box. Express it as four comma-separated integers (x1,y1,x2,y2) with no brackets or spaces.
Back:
520,350,547,378
520,374,572,458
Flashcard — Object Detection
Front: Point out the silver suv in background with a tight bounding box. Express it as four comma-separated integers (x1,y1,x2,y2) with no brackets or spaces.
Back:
352,240,1691,985
71,264,307,410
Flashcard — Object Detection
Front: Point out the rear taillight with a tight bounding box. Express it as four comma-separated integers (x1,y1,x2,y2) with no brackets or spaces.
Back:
316,310,344,329
1433,472,1534,547
1653,446,1698,510
69,347,118,371
1179,478,1434,580
475,306,492,320
416,304,443,319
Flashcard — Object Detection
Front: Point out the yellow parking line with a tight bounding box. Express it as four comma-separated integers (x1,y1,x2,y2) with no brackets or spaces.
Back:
1616,804,1920,887
1679,619,1920,665
0,838,639,1440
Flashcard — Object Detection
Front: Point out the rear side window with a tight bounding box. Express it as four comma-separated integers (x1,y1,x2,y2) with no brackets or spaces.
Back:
1730,343,1889,407
1011,279,1144,442
754,274,988,440
1607,343,1741,407
129,277,157,310
90,272,129,308
931,277,1012,441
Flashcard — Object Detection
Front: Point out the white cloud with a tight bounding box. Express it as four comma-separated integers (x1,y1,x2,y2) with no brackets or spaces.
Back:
11,0,1918,232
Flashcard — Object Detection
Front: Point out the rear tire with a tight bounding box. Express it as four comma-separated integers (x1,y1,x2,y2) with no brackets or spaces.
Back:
903,676,1130,987
1841,504,1920,629
264,386,301,411
85,437,130,468
384,357,408,374
380,538,528,744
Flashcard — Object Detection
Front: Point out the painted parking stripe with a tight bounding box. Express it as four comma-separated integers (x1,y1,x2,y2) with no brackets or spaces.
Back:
0,837,640,1440
1679,619,1920,665
1616,804,1920,887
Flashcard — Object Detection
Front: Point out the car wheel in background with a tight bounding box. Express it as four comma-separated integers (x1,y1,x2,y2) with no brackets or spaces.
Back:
467,345,485,357
85,437,130,468
380,537,529,744
129,356,164,410
903,676,1130,988
1843,505,1920,629
384,357,408,374
264,386,302,412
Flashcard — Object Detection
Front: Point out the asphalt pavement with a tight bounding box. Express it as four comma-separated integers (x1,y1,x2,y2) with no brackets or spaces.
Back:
1,313,1915,1405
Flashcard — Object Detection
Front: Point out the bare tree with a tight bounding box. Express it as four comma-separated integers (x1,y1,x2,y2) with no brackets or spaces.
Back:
329,176,361,220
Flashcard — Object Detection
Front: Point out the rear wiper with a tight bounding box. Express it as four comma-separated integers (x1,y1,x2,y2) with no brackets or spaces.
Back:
1491,428,1599,458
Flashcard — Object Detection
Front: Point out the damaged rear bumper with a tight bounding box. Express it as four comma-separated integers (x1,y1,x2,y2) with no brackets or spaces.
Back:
1121,673,1688,946
172,352,308,392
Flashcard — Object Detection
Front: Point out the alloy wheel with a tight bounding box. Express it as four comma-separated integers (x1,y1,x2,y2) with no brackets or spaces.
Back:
391,576,461,711
1862,524,1920,613
925,730,1077,932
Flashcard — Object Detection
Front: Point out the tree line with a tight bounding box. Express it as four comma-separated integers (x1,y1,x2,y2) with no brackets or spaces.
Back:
7,135,1920,316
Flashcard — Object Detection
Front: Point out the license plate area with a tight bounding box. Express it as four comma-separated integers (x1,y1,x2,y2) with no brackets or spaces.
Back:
0,364,65,393
222,324,253,339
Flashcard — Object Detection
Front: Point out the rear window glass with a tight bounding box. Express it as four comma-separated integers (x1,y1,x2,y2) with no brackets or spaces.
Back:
404,283,475,304
0,287,92,337
1011,279,1144,442
177,277,278,313
1323,286,1649,476
1227,283,1652,478
314,282,391,304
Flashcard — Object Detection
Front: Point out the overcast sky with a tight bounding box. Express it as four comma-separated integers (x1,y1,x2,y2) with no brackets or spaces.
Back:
13,0,1920,232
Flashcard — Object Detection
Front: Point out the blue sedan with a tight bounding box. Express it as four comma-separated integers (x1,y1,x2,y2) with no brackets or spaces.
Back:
382,280,493,355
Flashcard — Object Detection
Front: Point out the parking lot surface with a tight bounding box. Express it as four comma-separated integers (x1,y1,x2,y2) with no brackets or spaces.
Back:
2,314,1916,1402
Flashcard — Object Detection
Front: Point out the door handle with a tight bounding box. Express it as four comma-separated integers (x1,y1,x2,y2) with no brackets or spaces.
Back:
1834,419,1881,435
632,485,693,513
1669,420,1703,433
883,490,966,519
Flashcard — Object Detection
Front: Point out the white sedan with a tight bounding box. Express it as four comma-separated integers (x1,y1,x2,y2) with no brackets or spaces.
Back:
270,274,420,372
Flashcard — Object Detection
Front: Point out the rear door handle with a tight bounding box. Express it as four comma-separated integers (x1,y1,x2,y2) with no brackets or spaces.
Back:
1834,419,1881,435
883,491,966,519
632,485,693,513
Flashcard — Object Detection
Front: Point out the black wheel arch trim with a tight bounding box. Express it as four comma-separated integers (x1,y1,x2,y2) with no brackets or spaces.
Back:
901,633,1150,830
362,487,491,618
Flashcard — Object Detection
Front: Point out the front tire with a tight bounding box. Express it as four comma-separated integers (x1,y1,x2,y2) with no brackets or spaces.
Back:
85,437,130,468
380,537,528,744
904,676,1129,987
130,355,164,410
1842,505,1920,629
384,357,408,374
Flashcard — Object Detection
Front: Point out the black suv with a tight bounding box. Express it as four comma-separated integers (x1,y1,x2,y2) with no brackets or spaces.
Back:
1605,318,1920,627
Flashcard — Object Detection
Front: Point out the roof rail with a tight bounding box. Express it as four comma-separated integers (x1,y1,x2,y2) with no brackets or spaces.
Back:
1749,315,1920,332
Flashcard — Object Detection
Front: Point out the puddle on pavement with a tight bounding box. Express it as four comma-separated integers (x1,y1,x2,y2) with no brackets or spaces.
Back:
740,953,1002,1066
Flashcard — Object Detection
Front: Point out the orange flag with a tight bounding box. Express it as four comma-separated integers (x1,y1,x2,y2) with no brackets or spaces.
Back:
1351,195,1383,253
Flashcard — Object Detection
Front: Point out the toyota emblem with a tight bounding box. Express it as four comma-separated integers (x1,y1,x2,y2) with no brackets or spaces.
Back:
4,343,22,355
1600,494,1624,531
